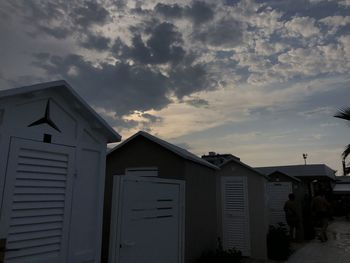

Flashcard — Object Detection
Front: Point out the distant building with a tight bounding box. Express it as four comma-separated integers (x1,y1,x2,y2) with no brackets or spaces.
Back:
333,176,350,195
201,152,240,166
255,164,336,197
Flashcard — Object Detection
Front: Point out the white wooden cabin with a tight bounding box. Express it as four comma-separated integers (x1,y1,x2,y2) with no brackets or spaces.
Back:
0,80,121,263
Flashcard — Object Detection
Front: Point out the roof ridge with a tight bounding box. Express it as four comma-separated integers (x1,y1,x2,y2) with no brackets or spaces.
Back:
109,130,219,170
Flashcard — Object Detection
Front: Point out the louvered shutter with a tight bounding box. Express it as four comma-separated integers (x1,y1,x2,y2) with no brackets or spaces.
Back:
266,182,292,226
1,138,74,263
221,176,250,256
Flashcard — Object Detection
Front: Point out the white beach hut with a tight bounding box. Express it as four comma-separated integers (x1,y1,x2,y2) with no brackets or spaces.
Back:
0,80,120,263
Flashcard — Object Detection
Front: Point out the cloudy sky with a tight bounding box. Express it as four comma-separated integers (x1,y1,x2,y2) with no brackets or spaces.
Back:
1,0,350,174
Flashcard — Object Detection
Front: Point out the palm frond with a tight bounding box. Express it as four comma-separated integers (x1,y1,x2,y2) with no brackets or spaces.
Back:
342,144,350,160
334,107,350,121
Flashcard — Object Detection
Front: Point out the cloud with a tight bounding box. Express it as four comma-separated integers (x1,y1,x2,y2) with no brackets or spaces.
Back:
33,53,171,115
184,98,209,108
112,21,187,65
284,16,320,38
320,15,350,27
193,18,243,49
298,106,334,119
5,1,72,39
185,1,214,25
154,3,184,19
339,0,350,7
4,1,111,41
33,48,214,117
80,33,111,51
275,44,349,78
71,1,110,28
2,0,350,142
319,16,350,34
154,1,214,25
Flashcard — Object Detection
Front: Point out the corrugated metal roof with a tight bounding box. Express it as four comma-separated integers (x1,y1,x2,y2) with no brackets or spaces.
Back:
255,164,336,180
108,131,219,170
0,80,121,143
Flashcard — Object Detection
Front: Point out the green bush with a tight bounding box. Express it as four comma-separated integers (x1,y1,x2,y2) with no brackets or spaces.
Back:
267,223,290,260
197,238,242,263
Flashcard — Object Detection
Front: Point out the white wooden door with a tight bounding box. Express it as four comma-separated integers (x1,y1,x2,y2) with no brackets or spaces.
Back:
109,176,185,263
221,176,251,256
0,138,75,263
266,182,292,226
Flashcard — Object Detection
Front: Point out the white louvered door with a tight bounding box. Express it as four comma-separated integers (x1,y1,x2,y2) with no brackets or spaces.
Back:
0,138,75,263
266,182,292,226
221,176,251,256
116,177,184,263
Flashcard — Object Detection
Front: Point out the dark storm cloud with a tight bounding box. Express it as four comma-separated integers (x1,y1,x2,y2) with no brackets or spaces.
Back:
170,64,215,98
144,22,185,64
186,1,214,25
193,18,243,48
71,1,110,28
80,34,111,51
154,3,184,19
33,49,214,116
114,22,186,65
154,1,214,25
33,53,171,115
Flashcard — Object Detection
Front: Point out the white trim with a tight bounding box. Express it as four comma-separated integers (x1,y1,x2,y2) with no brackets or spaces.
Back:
108,176,124,263
125,167,159,177
221,176,251,256
108,175,185,263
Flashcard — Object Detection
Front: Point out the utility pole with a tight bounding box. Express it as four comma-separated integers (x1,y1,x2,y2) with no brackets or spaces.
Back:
303,153,308,165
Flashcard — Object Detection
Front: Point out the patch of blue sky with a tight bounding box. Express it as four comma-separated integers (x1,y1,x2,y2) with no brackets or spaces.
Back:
256,0,343,20
215,50,234,59
224,0,241,6
303,79,350,109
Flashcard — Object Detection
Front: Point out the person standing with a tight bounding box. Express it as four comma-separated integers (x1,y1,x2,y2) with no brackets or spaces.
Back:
284,193,299,240
311,191,331,242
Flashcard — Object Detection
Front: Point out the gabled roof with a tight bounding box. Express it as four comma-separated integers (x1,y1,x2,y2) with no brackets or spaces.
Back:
218,157,268,179
268,171,301,183
255,164,336,180
0,80,121,143
108,131,219,170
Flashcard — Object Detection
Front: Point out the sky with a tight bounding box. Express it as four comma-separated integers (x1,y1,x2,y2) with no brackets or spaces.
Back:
0,0,349,174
